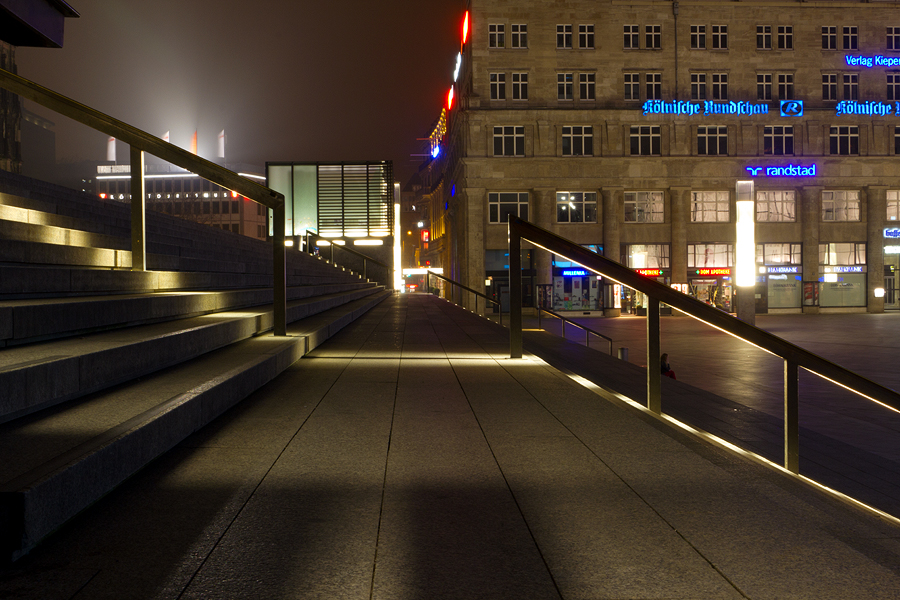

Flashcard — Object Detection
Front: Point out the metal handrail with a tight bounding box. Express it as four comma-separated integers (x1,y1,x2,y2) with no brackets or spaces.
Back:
0,68,288,335
508,216,900,475
310,236,391,283
536,306,613,355
424,269,503,326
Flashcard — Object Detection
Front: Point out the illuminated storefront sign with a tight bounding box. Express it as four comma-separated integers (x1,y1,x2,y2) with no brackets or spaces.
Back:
693,268,731,276
636,268,663,276
641,100,769,116
765,266,799,274
823,266,864,273
884,228,900,238
780,100,804,117
885,245,900,254
745,164,816,177
836,100,897,116
845,54,900,68
561,269,589,277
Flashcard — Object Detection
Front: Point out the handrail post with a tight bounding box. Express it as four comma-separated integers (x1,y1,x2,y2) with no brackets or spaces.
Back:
785,360,800,473
647,297,661,414
273,201,287,336
509,222,522,358
129,147,146,271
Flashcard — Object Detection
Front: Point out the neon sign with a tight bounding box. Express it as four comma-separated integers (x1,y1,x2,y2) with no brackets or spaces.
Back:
642,100,768,116
745,164,816,177
636,268,663,276
845,54,900,68
780,100,803,117
561,269,589,277
824,266,864,273
885,228,900,238
766,266,799,274
836,100,896,116
694,268,731,276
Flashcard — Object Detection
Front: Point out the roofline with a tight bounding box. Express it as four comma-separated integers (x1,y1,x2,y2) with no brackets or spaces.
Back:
49,0,79,18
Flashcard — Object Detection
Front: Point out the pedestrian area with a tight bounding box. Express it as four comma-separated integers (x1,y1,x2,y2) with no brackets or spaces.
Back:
3,294,900,599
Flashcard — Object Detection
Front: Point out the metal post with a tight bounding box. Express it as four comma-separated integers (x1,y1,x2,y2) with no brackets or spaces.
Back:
129,147,146,271
784,359,800,473
273,201,287,336
647,297,661,413
509,223,522,358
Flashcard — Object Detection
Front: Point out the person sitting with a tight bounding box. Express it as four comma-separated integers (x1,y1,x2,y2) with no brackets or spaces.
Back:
660,353,676,379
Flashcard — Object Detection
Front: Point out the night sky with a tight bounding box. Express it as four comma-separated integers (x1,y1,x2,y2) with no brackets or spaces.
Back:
16,0,464,185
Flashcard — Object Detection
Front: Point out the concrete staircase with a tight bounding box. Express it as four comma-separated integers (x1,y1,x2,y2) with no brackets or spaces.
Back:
0,171,390,562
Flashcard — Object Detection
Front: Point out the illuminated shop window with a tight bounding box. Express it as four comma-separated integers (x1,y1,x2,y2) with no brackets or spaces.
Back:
490,73,506,100
889,26,900,50
579,24,594,49
493,126,525,157
712,73,728,100
556,192,598,223
688,244,733,268
512,73,528,100
886,190,900,220
757,25,772,49
764,126,794,155
821,190,860,221
625,73,640,101
624,191,664,223
511,24,527,48
690,191,730,222
697,126,728,156
691,73,707,100
757,243,801,265
646,73,662,99
488,192,528,223
711,25,727,49
562,126,593,156
756,191,796,222
823,74,838,101
489,24,505,48
819,242,865,265
829,126,858,155
626,244,670,269
691,25,706,49
558,73,573,100
823,26,837,50
646,25,661,49
630,126,661,156
557,24,573,49
843,25,858,50
624,24,639,49
579,73,595,100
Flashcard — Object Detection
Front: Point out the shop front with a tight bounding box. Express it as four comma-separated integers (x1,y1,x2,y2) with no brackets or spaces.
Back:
761,266,803,311
688,267,733,312
885,231,900,310
818,243,867,309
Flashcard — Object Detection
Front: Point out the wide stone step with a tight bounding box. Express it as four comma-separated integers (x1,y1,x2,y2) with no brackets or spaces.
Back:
0,286,385,423
0,288,391,563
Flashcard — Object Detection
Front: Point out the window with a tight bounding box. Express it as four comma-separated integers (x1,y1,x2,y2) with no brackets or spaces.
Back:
646,25,661,49
821,190,860,221
819,242,866,264
489,24,505,48
488,192,528,223
691,25,706,49
624,24,639,48
579,24,594,49
823,74,838,101
558,73,574,100
688,244,733,268
626,244,670,269
562,126,593,156
757,243,801,265
493,126,525,156
697,126,727,156
511,24,527,48
490,73,506,100
843,73,859,100
646,73,662,100
712,25,727,49
889,26,900,50
830,126,858,155
843,26,858,50
579,73,595,100
557,24,573,49
712,73,728,100
764,126,794,155
778,73,794,99
625,73,640,101
778,26,793,50
630,125,661,156
512,73,528,100
756,191,796,222
624,191,664,223
691,73,707,100
690,191,730,222
895,126,900,155
757,73,772,100
757,25,772,49
556,191,597,223
890,74,900,100
823,26,837,50
887,190,900,220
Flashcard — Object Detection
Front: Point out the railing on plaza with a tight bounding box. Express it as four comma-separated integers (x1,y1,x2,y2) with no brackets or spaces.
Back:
0,68,289,335
508,216,900,475
307,235,391,285
424,270,503,326
536,306,613,355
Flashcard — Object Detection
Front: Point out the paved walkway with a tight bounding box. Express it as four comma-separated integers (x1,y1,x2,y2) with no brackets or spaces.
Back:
3,294,900,599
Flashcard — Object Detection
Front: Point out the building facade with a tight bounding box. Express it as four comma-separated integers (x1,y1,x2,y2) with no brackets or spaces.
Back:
425,0,900,315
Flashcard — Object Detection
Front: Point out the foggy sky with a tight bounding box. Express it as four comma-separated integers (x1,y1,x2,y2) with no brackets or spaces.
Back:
16,0,464,184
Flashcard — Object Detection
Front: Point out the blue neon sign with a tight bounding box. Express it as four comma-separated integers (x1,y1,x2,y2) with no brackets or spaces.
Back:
885,228,900,239
561,269,589,277
780,100,803,117
641,100,769,116
845,55,900,68
745,164,817,177
836,100,896,116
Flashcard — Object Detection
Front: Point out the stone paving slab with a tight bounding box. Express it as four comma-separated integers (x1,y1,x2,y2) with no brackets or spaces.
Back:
1,294,900,599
